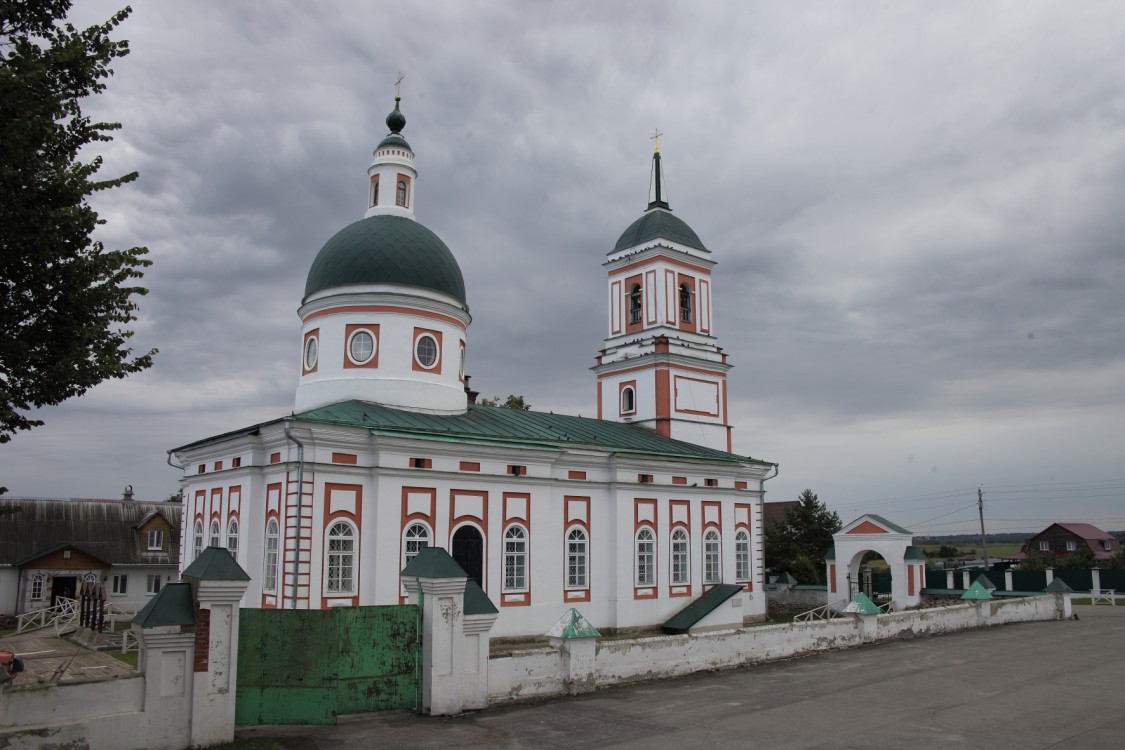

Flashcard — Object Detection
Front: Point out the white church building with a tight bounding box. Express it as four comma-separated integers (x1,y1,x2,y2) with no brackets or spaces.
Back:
170,94,777,638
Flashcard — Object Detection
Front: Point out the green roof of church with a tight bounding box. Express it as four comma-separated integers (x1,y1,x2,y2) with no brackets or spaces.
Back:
376,133,412,151
296,400,768,465
304,215,466,304
613,208,707,254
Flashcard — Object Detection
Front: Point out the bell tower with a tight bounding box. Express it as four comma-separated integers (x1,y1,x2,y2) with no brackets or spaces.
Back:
593,137,733,451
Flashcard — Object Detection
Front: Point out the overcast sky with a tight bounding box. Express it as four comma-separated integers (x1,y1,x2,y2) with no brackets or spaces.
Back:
4,0,1124,536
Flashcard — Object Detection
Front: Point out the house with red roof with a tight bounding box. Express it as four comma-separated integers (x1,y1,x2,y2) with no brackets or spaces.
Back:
1019,523,1120,562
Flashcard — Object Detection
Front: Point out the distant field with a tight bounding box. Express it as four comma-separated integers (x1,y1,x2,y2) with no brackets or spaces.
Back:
920,542,1024,559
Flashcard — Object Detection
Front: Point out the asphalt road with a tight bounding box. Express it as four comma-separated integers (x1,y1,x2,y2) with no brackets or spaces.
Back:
237,605,1125,749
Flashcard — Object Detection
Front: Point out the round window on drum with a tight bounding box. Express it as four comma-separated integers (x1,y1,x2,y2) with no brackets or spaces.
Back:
347,329,376,365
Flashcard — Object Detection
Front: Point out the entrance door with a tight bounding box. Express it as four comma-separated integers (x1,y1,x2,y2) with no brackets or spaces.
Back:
51,576,77,606
451,526,484,589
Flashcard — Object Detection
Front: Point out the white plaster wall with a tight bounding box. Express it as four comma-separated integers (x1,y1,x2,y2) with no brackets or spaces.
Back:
296,307,468,414
0,677,145,749
488,597,1067,705
0,569,18,615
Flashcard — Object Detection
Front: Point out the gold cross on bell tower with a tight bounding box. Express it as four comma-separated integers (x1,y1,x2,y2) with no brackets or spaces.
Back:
394,71,404,100
650,128,663,154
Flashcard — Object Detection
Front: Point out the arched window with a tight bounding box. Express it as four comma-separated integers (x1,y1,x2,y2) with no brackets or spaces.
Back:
629,284,643,324
635,528,655,586
621,386,635,415
263,519,279,592
31,573,45,600
209,519,221,548
735,530,750,581
504,526,528,591
403,523,431,567
193,520,204,559
396,179,408,207
566,527,588,589
704,529,721,583
679,283,693,323
226,519,239,559
671,528,689,584
370,175,379,207
326,521,356,594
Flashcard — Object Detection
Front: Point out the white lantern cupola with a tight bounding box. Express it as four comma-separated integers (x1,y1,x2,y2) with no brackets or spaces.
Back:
364,92,417,220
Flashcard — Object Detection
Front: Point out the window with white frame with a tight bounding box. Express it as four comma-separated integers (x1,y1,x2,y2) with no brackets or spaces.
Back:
567,527,588,589
263,519,279,592
147,529,164,550
403,523,430,567
636,528,656,586
504,526,528,591
227,518,239,558
735,530,750,581
326,521,356,594
1038,541,1049,552
146,574,162,595
671,528,689,584
347,328,376,365
1066,540,1077,551
31,573,45,600
193,520,204,559
112,574,128,595
1105,540,1113,551
621,386,635,415
704,529,721,583
209,519,221,548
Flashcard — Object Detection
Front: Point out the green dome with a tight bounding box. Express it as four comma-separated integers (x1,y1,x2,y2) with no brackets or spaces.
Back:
304,215,466,304
612,208,707,254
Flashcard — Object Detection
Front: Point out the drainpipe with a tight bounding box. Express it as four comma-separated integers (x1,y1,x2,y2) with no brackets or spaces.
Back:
759,462,779,590
166,451,186,570
283,417,305,610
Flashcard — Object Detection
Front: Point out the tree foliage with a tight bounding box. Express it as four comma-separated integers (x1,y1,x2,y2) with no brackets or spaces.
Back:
764,489,841,584
0,1,154,445
478,394,531,410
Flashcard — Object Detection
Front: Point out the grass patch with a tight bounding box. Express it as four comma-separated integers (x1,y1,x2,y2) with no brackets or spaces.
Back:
109,650,139,669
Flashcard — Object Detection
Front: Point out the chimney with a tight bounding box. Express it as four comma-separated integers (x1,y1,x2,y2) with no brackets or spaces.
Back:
123,484,134,502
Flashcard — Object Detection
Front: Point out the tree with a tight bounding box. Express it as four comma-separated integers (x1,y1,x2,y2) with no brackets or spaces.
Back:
764,489,841,584
0,1,155,446
478,394,531,410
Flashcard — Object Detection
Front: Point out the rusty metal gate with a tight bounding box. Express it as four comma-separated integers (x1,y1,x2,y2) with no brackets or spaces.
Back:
235,605,420,725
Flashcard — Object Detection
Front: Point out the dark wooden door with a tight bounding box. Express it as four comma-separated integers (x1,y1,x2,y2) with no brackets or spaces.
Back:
451,526,484,589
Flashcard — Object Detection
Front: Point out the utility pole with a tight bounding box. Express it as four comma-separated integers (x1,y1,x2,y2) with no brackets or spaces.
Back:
978,487,989,571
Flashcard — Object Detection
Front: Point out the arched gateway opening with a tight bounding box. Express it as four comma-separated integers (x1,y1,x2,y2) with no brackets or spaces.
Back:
827,515,926,611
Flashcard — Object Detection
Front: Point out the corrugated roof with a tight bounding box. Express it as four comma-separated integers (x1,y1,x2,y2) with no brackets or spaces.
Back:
182,545,249,582
0,498,181,567
661,583,742,634
134,583,196,628
298,400,768,466
613,208,708,254
1053,523,1113,541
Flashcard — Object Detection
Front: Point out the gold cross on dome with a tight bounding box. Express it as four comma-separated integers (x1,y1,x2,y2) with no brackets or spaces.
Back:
394,71,405,99
650,128,663,154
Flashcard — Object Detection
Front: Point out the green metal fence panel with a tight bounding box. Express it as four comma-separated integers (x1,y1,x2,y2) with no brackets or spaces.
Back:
1099,570,1125,590
236,605,420,725
871,572,892,593
1011,571,1045,591
924,570,947,589
981,570,1006,590
1054,569,1092,591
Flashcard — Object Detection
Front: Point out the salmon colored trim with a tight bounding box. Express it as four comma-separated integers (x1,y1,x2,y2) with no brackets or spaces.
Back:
701,501,723,532
847,520,890,534
618,379,637,416
270,452,281,464
501,499,531,607
624,274,644,334
735,481,748,490
398,487,437,604
645,269,658,326
673,375,721,417
213,460,223,472
459,461,480,472
609,254,712,278
302,328,319,375
829,564,837,594
396,173,411,208
908,565,916,596
676,273,697,333
567,470,586,480
609,279,623,335
596,382,603,420
322,482,363,607
672,476,687,485
331,452,358,465
412,327,443,374
369,174,379,207
304,305,467,330
343,323,380,370
597,360,729,380
232,457,242,468
449,489,488,530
